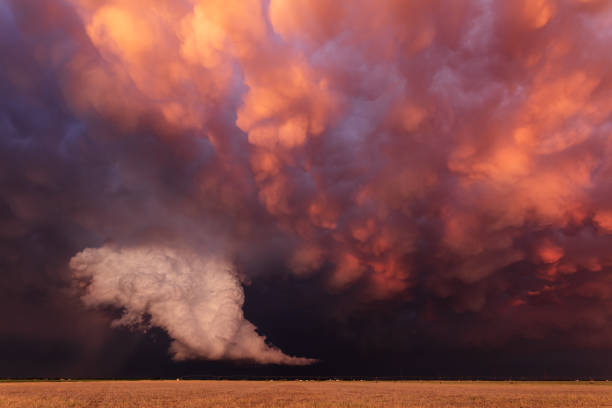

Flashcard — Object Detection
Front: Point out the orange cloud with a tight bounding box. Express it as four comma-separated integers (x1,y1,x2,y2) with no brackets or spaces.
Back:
39,0,612,347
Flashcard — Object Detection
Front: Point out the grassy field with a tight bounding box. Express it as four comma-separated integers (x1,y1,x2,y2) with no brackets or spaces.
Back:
2,380,612,407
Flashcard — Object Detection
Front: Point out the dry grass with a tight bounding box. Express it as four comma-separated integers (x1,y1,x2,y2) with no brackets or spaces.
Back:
1,380,612,407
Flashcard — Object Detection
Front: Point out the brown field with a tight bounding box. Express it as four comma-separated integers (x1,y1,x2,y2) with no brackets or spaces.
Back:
2,380,612,407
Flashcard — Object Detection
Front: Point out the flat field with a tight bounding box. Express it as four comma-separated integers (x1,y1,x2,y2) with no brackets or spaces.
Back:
2,380,612,407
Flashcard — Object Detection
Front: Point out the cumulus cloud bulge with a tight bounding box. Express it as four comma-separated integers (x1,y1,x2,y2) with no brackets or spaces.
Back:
3,0,612,377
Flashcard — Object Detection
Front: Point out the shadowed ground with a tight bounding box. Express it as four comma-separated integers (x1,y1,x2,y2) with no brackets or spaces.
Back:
2,380,612,407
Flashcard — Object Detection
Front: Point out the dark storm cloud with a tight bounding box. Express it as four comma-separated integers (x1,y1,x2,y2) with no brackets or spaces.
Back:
3,0,612,377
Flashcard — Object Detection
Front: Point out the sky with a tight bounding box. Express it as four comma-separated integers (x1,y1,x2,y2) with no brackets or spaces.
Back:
2,0,612,378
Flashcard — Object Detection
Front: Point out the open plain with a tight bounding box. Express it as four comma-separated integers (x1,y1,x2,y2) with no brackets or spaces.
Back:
1,380,612,408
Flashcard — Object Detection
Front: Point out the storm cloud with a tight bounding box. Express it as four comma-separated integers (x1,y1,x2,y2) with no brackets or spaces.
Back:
3,0,612,374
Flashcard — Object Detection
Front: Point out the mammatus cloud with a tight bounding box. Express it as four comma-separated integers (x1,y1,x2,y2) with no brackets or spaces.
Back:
3,0,612,368
70,245,313,365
